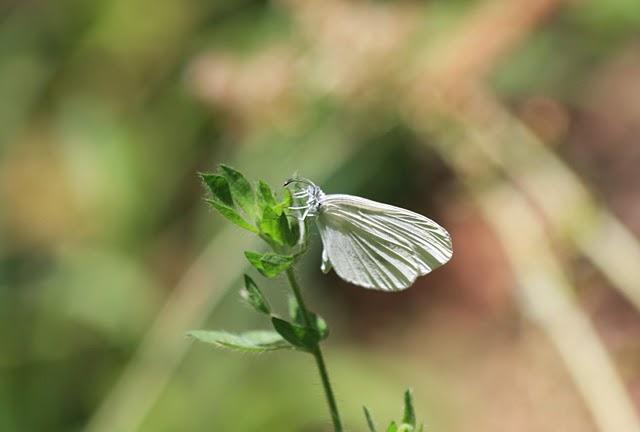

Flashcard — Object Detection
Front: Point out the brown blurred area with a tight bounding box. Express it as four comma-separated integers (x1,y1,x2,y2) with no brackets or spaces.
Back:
2,0,640,431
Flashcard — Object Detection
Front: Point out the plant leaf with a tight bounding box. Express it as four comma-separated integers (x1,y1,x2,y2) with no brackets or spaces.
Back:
258,206,285,246
206,198,258,233
279,212,299,246
240,274,270,315
188,330,292,352
200,173,234,207
257,180,277,211
363,406,378,432
271,317,320,352
397,425,414,432
244,251,294,278
402,389,416,427
386,421,398,432
273,187,293,214
288,297,329,340
219,164,256,220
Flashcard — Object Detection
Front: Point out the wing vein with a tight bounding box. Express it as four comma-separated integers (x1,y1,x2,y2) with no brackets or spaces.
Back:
316,194,453,290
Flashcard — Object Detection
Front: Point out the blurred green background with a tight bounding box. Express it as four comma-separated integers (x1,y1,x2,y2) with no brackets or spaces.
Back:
2,0,640,431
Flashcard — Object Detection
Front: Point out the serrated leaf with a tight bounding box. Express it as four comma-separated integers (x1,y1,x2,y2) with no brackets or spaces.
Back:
363,406,378,432
402,389,416,427
188,330,292,352
279,212,299,246
219,164,256,220
244,251,294,278
271,317,320,352
386,421,398,432
258,206,285,246
206,198,258,233
288,297,329,340
240,274,270,314
200,173,234,207
273,188,293,214
257,180,277,211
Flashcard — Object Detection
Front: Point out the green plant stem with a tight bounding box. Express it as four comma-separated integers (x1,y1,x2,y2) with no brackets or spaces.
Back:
285,268,343,432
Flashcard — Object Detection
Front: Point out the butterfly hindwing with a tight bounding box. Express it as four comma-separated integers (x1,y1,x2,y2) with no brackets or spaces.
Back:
315,195,453,291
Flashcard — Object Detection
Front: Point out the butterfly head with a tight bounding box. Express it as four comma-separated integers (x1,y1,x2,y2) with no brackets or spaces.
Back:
283,177,324,220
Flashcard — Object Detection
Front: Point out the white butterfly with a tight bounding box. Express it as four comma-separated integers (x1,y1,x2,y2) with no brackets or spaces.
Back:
284,178,453,291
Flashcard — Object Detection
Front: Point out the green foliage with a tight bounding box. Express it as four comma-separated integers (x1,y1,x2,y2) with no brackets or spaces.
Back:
188,330,292,352
257,184,298,247
257,180,278,210
244,251,294,278
258,206,285,245
201,173,234,206
219,164,258,220
273,188,294,215
270,316,322,352
279,211,298,247
200,169,258,233
289,296,329,340
205,198,258,233
191,168,304,359
364,406,378,432
201,165,299,248
240,274,270,315
402,389,416,427
364,389,423,432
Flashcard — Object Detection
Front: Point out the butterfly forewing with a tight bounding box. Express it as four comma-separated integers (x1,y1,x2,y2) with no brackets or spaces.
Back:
316,194,453,291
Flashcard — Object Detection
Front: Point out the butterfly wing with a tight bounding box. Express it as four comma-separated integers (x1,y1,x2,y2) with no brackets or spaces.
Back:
315,194,452,291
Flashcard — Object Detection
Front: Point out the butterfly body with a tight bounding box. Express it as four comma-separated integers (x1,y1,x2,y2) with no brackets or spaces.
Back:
285,179,453,291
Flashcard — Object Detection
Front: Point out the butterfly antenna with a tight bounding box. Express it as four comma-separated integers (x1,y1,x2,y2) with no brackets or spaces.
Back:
283,177,316,188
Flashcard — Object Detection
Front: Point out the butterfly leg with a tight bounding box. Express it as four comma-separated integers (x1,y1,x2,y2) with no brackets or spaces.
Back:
298,217,306,245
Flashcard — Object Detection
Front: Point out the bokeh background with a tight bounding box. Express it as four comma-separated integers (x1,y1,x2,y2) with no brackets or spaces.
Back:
2,0,640,431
